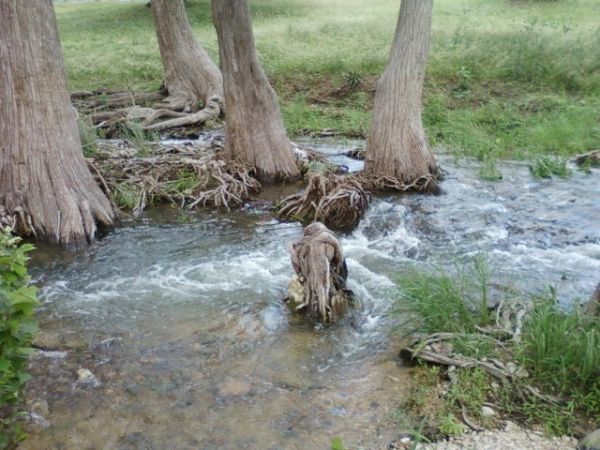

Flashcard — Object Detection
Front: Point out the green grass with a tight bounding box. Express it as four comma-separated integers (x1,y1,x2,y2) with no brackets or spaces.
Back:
396,260,600,436
55,0,600,165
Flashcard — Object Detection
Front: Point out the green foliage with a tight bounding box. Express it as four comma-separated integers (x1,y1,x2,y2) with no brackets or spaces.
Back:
330,437,345,450
77,118,99,158
55,0,600,169
0,229,39,448
447,368,490,416
118,121,158,156
111,182,141,211
342,71,363,90
438,413,466,436
396,259,600,436
397,256,493,334
479,157,503,181
529,156,571,179
518,293,600,425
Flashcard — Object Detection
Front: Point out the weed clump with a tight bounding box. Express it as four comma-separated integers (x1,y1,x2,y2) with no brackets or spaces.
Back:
396,258,600,437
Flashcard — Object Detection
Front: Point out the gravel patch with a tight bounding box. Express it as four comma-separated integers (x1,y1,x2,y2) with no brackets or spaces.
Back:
414,422,578,450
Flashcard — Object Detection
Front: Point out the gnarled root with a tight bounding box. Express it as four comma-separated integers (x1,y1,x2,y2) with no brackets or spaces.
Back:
77,90,223,133
358,172,439,193
143,96,221,132
186,160,261,210
286,223,352,322
277,173,370,231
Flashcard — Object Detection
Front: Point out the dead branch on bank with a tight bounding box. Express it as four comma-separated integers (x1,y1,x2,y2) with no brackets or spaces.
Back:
286,223,352,322
87,142,260,216
401,308,564,413
277,173,370,231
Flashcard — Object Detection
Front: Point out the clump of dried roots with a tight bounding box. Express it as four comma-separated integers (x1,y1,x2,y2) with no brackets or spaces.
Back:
277,173,370,231
88,144,260,216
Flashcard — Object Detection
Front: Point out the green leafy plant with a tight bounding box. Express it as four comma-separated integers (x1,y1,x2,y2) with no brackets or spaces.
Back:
396,258,600,436
438,413,466,436
529,156,571,179
0,229,39,448
330,436,345,450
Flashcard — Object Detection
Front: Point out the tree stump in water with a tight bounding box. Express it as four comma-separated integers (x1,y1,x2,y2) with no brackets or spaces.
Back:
286,223,352,322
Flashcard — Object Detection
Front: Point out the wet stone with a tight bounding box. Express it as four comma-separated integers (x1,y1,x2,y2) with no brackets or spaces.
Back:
76,368,100,387
30,399,49,416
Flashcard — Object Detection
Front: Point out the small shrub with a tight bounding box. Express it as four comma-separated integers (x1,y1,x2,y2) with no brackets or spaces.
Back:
529,156,571,179
342,71,363,90
0,229,39,448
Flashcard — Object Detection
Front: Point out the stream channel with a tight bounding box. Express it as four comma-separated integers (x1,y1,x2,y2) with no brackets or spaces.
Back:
21,137,600,449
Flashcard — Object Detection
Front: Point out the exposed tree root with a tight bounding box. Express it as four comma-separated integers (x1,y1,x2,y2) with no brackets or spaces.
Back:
358,172,439,193
143,96,221,132
277,173,370,231
74,90,223,134
286,223,352,322
87,142,260,216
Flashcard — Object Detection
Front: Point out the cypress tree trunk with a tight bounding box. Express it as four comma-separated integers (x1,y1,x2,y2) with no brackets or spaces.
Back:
212,0,300,182
364,0,438,183
0,0,114,248
152,0,223,113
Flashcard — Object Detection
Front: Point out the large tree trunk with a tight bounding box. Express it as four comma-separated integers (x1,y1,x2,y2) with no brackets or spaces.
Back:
364,0,438,184
212,0,300,182
0,0,114,248
151,0,222,114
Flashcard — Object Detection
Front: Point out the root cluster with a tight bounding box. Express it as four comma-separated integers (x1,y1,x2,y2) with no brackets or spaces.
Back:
88,142,260,216
277,173,370,231
73,89,221,134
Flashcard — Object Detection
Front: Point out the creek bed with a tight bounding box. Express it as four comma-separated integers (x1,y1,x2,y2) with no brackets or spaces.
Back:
21,139,599,449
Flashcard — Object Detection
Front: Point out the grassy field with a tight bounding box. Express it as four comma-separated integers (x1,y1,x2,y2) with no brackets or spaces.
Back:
55,0,600,165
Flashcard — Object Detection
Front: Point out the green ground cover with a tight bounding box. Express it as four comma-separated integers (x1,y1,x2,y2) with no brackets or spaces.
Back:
55,0,600,165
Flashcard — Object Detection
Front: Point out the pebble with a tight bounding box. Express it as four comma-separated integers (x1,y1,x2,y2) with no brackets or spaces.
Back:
76,368,100,387
480,405,496,417
31,399,49,416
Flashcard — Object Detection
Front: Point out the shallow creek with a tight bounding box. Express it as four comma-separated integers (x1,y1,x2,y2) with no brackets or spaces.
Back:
21,138,599,449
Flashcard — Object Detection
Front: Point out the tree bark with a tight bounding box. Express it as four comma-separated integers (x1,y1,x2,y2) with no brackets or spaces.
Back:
151,0,222,113
212,0,300,182
0,0,114,248
364,0,438,183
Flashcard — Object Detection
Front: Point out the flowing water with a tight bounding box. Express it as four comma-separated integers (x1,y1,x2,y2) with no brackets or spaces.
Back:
21,138,599,450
